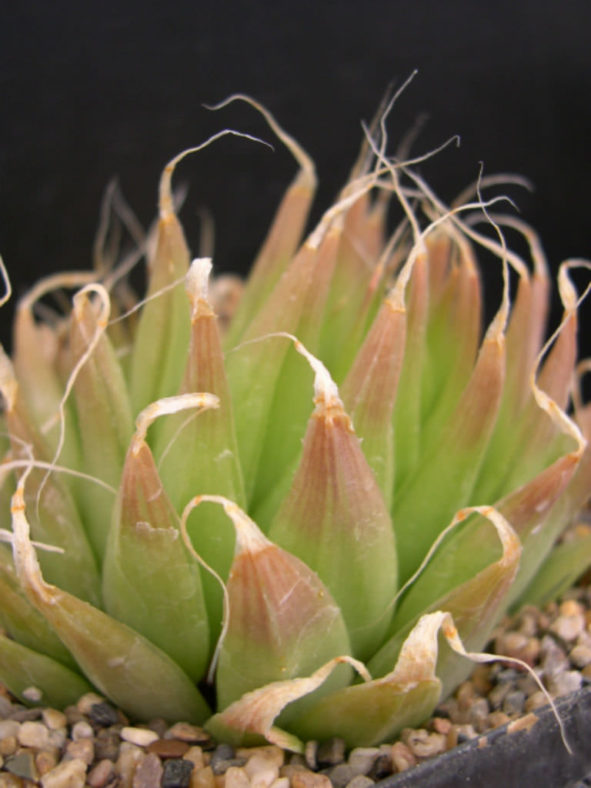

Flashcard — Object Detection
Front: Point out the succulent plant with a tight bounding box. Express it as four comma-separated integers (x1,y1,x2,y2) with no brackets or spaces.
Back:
0,94,590,751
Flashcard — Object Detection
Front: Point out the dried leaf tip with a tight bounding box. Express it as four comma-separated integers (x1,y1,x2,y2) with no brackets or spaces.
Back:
158,131,274,219
187,494,269,556
185,258,214,317
10,476,51,603
270,332,344,418
132,392,220,451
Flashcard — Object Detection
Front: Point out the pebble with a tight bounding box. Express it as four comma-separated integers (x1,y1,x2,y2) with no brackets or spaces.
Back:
390,742,416,773
325,764,355,788
291,771,333,788
161,758,193,788
3,586,591,788
93,730,121,761
570,643,591,667
40,758,87,788
71,721,93,741
347,748,379,776
165,725,210,745
18,722,50,750
4,751,39,781
146,740,190,759
76,695,105,716
502,690,526,716
41,711,66,732
547,669,583,697
401,729,447,759
224,766,250,788
86,759,115,788
316,739,345,768
132,752,162,788
120,728,159,748
344,776,373,788
65,738,94,766
88,704,120,728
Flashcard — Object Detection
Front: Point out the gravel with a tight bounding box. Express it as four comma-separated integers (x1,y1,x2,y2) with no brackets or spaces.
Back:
2,586,591,788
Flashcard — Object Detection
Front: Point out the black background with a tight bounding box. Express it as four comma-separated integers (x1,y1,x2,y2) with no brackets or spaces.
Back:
1,0,589,353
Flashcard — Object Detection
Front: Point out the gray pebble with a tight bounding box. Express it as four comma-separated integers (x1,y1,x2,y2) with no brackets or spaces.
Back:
502,690,526,716
161,758,193,788
325,764,356,788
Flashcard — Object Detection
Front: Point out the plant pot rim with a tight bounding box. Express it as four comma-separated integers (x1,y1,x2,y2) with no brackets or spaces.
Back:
375,684,591,787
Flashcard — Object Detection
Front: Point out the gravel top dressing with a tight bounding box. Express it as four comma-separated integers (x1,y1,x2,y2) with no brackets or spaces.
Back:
1,585,591,788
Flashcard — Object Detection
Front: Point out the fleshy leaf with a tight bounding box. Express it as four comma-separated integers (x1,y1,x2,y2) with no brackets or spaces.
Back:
519,525,591,608
10,479,211,723
393,313,506,582
340,285,406,509
206,656,365,752
154,260,246,634
269,341,397,660
0,633,92,708
103,394,217,681
369,506,521,695
0,346,101,603
180,496,351,713
0,544,74,667
69,285,134,559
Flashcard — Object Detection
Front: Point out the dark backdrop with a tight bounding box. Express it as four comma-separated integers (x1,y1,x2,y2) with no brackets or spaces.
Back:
1,0,589,352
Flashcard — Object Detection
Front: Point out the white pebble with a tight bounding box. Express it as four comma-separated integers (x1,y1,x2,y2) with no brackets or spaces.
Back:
18,720,50,749
120,726,159,747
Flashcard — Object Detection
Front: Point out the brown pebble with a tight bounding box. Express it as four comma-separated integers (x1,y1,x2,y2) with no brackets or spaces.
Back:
87,759,115,788
291,770,333,788
147,739,191,758
0,774,23,788
132,752,163,788
390,742,416,773
35,750,59,777
0,737,18,756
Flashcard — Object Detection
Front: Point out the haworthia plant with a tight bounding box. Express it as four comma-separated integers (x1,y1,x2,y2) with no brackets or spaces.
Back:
0,95,590,752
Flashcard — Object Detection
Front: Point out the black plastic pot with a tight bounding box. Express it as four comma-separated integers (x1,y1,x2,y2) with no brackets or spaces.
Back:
375,685,591,787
